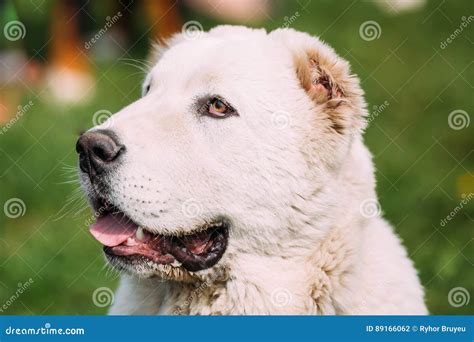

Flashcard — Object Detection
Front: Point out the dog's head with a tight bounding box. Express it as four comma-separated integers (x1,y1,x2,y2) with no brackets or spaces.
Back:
77,26,367,282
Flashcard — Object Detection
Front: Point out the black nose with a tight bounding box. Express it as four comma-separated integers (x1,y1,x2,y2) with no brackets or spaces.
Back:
76,129,124,178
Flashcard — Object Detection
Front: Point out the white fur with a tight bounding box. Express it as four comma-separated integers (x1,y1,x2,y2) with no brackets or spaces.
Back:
84,26,427,315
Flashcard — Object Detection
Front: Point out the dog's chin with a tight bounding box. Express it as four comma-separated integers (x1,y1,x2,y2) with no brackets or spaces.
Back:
104,252,204,282
87,196,230,281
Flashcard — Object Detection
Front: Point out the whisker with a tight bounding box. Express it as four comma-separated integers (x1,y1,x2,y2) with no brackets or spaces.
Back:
118,59,151,74
119,57,152,68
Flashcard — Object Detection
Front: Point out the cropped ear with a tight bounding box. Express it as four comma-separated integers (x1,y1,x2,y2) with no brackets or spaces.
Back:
271,29,367,135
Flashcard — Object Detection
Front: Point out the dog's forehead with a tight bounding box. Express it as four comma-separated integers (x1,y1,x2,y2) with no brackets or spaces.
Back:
151,32,286,83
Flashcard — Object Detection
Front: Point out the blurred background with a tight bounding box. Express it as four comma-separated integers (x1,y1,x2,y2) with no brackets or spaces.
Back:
0,0,472,315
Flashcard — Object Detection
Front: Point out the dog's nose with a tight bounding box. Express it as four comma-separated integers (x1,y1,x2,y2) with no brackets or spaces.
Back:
76,129,124,177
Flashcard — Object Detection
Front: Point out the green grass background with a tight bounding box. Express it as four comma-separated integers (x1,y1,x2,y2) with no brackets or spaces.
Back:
0,0,472,314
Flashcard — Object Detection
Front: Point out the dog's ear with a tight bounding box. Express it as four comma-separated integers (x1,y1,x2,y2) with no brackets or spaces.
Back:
271,29,367,135
294,50,344,104
148,33,188,65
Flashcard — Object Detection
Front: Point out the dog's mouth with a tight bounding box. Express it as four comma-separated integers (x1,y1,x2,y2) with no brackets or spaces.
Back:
89,200,229,273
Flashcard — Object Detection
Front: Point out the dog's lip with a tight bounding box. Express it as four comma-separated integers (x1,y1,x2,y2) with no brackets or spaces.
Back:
89,200,229,272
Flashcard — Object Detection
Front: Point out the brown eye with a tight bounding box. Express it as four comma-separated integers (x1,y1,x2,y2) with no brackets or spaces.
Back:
196,95,237,119
209,98,230,117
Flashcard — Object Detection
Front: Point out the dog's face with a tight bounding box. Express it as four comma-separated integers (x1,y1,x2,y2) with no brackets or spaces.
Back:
77,26,366,281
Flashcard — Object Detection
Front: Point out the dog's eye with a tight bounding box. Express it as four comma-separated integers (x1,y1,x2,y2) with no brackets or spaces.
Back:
206,97,235,118
142,84,151,97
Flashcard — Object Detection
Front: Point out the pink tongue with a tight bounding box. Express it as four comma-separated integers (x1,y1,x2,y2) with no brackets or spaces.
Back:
89,213,138,247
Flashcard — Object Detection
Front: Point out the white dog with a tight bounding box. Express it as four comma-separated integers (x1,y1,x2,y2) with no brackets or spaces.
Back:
77,26,427,315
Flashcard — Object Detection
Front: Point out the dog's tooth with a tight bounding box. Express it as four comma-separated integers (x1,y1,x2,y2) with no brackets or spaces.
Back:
136,227,145,241
171,260,182,268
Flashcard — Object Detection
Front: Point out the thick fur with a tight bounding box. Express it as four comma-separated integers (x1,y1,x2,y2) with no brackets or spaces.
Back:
82,26,427,315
